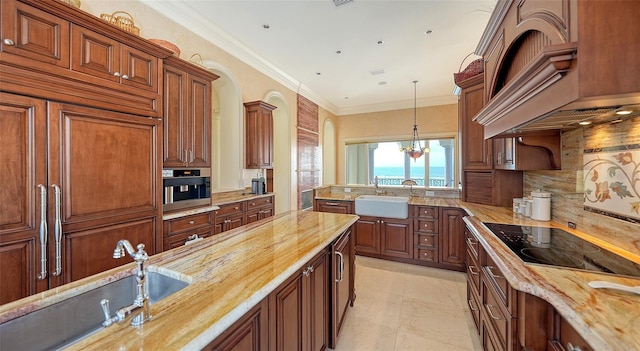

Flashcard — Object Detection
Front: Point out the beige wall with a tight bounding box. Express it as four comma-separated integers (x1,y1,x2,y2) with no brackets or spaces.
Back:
334,104,459,184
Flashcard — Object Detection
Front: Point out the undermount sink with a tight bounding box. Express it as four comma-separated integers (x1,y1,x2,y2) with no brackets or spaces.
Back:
355,195,409,219
0,271,189,351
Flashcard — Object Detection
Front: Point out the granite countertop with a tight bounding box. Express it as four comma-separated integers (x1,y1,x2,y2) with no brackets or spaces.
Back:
0,211,359,350
316,192,640,349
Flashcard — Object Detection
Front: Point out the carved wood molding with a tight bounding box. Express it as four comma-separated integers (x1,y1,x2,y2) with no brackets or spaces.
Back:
473,42,577,128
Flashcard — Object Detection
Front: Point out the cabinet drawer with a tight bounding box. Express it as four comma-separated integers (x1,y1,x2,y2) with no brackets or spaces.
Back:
415,248,438,262
247,196,273,209
414,234,437,248
484,254,510,309
164,226,214,250
466,248,481,293
215,201,246,216
482,277,511,351
414,205,438,219
416,219,438,233
165,212,213,235
467,284,481,334
465,229,480,261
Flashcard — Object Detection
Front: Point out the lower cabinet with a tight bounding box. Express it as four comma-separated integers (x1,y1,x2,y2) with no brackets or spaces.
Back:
246,196,274,224
330,227,355,348
355,216,412,259
215,202,247,234
163,211,215,250
440,207,467,270
203,298,270,351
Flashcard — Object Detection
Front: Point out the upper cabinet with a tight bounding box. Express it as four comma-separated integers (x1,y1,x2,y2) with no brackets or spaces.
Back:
458,74,491,171
0,0,173,118
244,101,276,169
163,56,219,168
493,132,561,171
474,0,640,138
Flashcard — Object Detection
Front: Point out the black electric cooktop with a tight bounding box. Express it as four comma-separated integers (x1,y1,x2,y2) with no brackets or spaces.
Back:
483,222,640,278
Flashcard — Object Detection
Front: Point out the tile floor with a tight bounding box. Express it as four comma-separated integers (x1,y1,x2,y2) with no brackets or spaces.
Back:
333,256,483,351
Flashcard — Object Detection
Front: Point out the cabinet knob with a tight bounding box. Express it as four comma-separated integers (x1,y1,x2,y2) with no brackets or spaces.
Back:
423,252,428,256
121,74,129,80
567,343,583,351
3,38,15,46
113,72,121,77
251,202,256,206
189,220,195,225
424,238,429,242
424,224,429,228
234,206,238,210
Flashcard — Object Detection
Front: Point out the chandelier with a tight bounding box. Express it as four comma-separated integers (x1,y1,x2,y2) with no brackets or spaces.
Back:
400,80,429,161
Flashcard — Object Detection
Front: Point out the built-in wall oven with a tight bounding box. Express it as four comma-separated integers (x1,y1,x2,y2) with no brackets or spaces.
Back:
163,168,211,212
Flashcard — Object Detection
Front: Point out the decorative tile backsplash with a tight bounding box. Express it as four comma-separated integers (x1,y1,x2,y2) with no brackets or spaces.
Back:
583,144,640,224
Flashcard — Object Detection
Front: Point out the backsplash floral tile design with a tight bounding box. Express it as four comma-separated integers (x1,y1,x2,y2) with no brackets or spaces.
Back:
583,144,640,224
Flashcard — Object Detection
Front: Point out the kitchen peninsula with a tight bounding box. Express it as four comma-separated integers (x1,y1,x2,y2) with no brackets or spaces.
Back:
315,186,640,350
0,211,358,350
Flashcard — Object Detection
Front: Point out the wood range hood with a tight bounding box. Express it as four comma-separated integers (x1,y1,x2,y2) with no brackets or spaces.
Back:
472,0,640,139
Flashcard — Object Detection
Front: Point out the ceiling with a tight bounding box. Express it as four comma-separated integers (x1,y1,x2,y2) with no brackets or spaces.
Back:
145,0,497,115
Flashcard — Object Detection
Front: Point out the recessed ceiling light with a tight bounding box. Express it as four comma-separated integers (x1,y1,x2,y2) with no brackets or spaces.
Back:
344,97,349,99
578,121,592,126
262,24,270,29
425,30,433,35
616,109,633,115
378,81,387,85
316,72,321,75
377,40,384,45
369,68,385,76
336,50,342,54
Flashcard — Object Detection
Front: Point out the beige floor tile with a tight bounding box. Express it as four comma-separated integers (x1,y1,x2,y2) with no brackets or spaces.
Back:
333,256,482,351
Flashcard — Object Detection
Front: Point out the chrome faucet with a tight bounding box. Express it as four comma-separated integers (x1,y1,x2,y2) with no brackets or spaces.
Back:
100,240,151,327
373,176,386,195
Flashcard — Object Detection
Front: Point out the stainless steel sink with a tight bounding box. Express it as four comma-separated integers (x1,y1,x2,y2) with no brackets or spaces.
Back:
354,195,409,219
0,271,188,351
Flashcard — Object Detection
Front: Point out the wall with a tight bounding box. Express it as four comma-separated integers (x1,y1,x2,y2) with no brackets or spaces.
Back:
335,104,459,184
524,115,640,246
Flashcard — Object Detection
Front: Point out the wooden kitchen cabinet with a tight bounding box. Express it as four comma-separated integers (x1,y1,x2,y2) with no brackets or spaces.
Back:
413,205,439,263
204,298,270,351
0,0,171,118
163,211,215,250
246,196,275,224
355,216,412,259
330,227,355,348
269,248,329,351
439,207,466,271
71,26,158,92
163,56,219,168
314,199,353,214
0,93,162,303
214,202,247,234
244,101,276,169
493,132,561,171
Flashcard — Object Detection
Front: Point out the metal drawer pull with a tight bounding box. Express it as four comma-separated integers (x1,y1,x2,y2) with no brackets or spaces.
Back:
336,251,344,282
3,38,15,45
37,184,48,280
468,265,479,275
485,304,502,320
486,266,503,279
52,184,62,276
466,237,478,246
121,74,129,80
113,72,121,77
468,299,478,312
185,234,203,245
567,342,583,351
189,220,195,224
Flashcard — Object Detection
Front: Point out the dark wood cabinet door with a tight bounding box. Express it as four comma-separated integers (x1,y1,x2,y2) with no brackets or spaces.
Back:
244,101,276,169
354,216,379,254
459,75,491,170
204,298,269,351
163,64,187,167
71,25,121,84
440,208,466,268
48,102,160,285
0,0,70,68
0,93,48,303
307,250,328,351
120,45,158,93
187,74,212,167
314,200,352,214
380,218,412,259
330,229,354,348
269,269,304,351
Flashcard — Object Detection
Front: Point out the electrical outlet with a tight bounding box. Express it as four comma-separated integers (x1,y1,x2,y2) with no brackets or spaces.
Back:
344,187,351,193
568,221,577,229
425,190,435,197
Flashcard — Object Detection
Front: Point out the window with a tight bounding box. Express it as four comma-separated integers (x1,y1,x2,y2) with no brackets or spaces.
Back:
345,138,457,188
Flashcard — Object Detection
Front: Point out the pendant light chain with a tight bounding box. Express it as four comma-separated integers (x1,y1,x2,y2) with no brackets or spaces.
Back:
401,80,428,160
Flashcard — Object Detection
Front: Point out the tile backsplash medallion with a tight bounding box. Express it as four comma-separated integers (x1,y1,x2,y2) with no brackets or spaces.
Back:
524,115,640,241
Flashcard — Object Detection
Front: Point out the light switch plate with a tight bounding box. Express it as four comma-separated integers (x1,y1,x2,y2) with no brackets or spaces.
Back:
344,187,351,192
425,191,435,197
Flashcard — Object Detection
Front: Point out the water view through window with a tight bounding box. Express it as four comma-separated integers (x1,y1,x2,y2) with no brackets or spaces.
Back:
345,138,456,188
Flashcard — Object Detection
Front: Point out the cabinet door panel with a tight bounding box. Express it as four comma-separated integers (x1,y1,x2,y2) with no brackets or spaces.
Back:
204,298,269,351
380,219,412,259
0,0,70,67
71,25,120,84
0,93,48,301
187,74,211,167
308,252,328,351
354,217,379,254
270,272,304,351
441,208,466,266
65,217,156,282
330,230,353,348
48,103,160,226
162,65,186,166
121,45,158,92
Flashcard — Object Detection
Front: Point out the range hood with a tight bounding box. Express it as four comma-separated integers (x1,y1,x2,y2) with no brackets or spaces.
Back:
472,0,640,139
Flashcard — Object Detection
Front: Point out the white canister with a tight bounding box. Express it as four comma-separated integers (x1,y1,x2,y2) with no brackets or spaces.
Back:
524,199,533,218
531,191,551,221
513,198,523,214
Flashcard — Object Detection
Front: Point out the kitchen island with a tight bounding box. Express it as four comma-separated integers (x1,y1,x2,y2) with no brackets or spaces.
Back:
0,210,358,350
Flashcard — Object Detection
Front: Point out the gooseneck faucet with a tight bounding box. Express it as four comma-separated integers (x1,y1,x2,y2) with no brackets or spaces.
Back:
100,240,151,327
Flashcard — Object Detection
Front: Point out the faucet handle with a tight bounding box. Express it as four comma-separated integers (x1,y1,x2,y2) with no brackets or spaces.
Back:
100,299,118,327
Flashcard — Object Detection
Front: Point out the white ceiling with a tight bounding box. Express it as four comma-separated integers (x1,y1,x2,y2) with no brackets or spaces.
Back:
146,0,497,115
